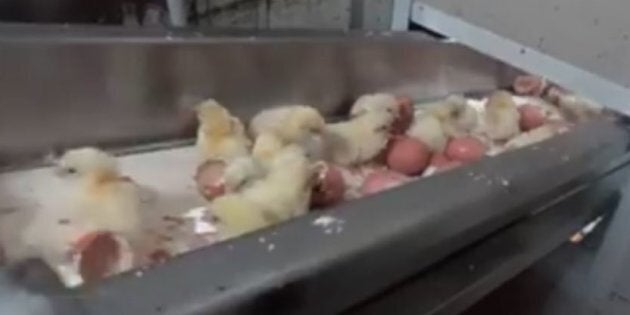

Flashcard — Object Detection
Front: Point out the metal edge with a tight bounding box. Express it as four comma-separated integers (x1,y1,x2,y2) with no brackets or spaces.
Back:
67,120,630,315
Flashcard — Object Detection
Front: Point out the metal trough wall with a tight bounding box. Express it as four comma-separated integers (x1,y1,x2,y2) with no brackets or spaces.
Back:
0,27,518,167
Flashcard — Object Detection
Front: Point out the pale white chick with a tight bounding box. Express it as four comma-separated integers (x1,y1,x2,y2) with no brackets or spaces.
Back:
13,148,142,269
222,155,267,192
249,105,326,160
211,144,317,239
425,95,478,137
407,113,448,152
324,94,398,166
482,91,521,141
53,147,143,240
556,94,603,122
196,99,252,162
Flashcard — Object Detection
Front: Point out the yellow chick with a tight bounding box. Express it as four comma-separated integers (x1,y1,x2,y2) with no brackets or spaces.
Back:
211,145,316,239
55,147,142,240
196,99,252,162
249,105,326,160
483,91,521,141
426,95,478,137
324,95,397,166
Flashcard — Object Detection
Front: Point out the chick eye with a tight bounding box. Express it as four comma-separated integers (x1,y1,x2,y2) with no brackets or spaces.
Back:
209,214,221,224
66,167,77,174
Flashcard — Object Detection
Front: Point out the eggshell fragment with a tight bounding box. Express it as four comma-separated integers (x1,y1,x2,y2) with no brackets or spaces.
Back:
195,160,227,200
392,96,414,134
513,75,547,96
311,164,346,208
72,231,133,284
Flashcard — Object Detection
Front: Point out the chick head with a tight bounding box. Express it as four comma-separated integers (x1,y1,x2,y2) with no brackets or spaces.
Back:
427,96,462,120
195,99,233,135
487,91,516,109
56,147,118,177
283,106,326,142
350,93,399,118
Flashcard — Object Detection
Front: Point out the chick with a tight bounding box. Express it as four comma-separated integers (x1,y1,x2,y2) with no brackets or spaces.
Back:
556,94,603,122
211,145,316,239
249,105,326,160
349,93,399,117
406,113,448,152
426,95,478,137
222,155,266,191
324,95,398,166
55,147,142,240
482,91,521,141
196,99,252,162
251,132,286,162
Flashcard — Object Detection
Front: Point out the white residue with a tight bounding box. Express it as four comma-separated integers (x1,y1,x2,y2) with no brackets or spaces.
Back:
267,244,275,251
258,237,266,243
313,216,339,227
182,207,216,235
313,216,345,235
422,166,437,178
54,264,83,288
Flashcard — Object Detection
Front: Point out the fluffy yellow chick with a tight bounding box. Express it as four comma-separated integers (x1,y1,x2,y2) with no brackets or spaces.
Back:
196,99,252,162
406,113,448,152
211,145,316,239
249,105,326,160
55,147,142,240
425,95,478,137
483,91,521,141
324,96,397,166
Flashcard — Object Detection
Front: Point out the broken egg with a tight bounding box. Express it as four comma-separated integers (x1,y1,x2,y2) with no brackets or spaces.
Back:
195,160,227,200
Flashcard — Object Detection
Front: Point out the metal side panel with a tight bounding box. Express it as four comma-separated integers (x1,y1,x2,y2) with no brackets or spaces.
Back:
0,27,517,168
41,120,627,315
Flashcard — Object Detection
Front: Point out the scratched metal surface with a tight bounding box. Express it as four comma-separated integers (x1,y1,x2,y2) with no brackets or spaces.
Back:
0,27,517,169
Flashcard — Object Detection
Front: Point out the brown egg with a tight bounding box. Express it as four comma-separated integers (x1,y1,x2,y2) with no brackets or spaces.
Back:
195,160,227,201
519,104,546,131
311,163,346,208
430,152,464,172
513,75,546,96
392,95,414,134
360,170,409,196
446,137,487,163
386,136,431,175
